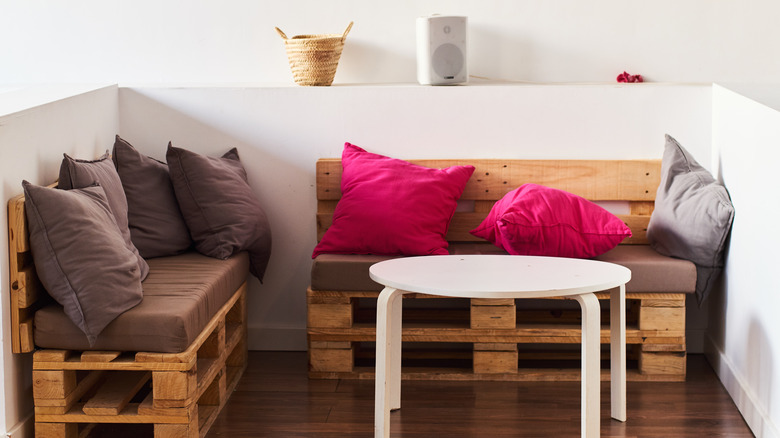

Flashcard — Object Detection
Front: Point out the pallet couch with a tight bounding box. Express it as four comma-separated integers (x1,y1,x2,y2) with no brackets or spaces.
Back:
308,141,706,383
8,137,271,437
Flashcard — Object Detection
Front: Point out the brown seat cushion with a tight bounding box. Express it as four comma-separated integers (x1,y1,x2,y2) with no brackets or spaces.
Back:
311,243,696,294
34,251,249,353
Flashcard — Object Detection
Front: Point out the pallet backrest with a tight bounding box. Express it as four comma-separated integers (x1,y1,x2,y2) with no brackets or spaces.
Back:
7,191,45,353
316,159,661,245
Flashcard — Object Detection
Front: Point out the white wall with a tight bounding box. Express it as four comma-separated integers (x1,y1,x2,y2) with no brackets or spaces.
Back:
1,1,780,85
118,83,713,351
707,84,780,438
0,85,119,437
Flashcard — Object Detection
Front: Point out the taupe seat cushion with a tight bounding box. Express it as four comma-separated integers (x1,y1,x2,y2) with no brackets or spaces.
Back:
34,251,249,353
311,243,696,294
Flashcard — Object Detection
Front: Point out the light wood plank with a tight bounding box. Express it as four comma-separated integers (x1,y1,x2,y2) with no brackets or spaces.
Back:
33,370,76,400
309,345,354,373
152,370,197,408
316,159,661,202
639,307,686,331
82,371,151,415
473,350,519,374
470,304,516,329
81,351,122,363
308,303,354,328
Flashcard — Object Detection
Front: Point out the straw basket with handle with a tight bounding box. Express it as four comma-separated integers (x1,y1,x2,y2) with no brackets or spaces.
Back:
275,22,353,86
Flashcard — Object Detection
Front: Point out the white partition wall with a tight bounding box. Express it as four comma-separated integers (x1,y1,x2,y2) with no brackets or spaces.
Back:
0,85,119,438
707,84,780,438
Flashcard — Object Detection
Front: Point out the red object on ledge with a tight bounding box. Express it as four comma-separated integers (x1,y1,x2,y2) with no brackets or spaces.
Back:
617,71,643,83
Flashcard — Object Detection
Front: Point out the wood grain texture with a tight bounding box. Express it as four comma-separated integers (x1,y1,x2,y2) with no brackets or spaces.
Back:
29,286,248,436
316,158,661,201
315,158,661,244
205,352,754,438
82,371,151,415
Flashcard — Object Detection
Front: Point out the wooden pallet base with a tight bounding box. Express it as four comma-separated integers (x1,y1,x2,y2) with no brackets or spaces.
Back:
308,289,687,382
33,285,248,438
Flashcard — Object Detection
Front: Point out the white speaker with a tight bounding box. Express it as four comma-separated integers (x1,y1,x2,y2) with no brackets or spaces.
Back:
416,15,468,85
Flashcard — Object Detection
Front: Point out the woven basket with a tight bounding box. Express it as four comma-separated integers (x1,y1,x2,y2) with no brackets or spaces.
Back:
276,22,353,86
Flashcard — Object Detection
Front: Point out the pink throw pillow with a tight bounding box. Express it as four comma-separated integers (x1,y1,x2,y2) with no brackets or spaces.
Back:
470,184,632,258
312,143,475,258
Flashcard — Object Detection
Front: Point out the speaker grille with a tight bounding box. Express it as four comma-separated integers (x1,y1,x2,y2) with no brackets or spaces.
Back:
432,43,464,79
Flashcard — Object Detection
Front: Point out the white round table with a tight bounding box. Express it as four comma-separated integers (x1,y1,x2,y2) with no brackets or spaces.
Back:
369,255,632,438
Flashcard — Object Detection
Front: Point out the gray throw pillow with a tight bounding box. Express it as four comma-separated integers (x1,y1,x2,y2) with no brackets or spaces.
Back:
112,136,192,258
59,151,149,280
23,181,143,345
167,143,272,281
647,135,735,303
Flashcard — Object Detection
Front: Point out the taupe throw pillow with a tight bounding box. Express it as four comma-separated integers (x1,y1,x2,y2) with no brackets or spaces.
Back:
647,135,735,303
23,181,143,345
167,144,272,281
59,151,149,280
112,136,192,258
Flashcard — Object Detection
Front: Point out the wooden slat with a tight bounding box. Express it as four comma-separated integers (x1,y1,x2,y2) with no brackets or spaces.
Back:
311,366,686,382
630,200,655,216
33,371,105,408
316,159,661,202
81,351,122,363
33,422,77,437
34,350,72,362
470,303,516,329
641,297,686,308
639,306,686,331
137,392,194,417
619,214,650,245
309,345,354,373
473,349,519,374
9,193,31,354
13,266,42,308
35,403,191,424
33,370,77,400
82,371,151,415
8,193,29,254
473,343,518,352
308,302,354,328
152,369,196,408
639,350,687,375
309,324,685,345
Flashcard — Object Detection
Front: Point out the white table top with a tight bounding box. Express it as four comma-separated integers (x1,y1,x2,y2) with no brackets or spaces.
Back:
369,255,631,299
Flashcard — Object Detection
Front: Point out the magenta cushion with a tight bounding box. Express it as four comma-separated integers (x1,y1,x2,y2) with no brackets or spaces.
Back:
312,143,475,257
470,184,632,258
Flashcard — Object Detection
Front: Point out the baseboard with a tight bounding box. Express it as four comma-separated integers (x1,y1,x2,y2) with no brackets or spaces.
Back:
248,326,307,351
6,413,33,438
705,334,780,438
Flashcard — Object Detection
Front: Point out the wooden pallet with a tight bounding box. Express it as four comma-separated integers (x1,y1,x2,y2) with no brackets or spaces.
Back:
309,158,690,382
307,289,686,381
9,189,250,437
32,284,247,438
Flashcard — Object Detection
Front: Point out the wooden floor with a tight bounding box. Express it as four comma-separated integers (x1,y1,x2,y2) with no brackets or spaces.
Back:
202,352,753,438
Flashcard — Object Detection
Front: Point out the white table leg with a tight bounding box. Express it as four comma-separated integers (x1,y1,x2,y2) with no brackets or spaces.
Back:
574,293,601,438
374,287,404,438
610,284,627,422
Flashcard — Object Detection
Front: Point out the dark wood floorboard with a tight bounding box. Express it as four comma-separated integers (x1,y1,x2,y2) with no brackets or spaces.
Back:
206,352,754,438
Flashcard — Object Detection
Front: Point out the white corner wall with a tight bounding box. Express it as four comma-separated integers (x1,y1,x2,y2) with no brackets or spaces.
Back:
2,1,780,85
706,84,780,438
0,85,119,437
118,83,713,352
